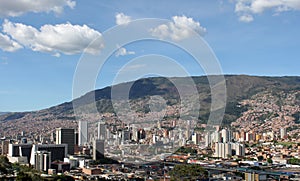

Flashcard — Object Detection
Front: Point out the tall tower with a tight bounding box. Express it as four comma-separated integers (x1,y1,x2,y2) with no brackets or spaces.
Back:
56,128,75,155
34,151,51,172
186,120,191,139
97,122,106,140
280,127,287,139
93,139,104,160
221,129,229,143
78,121,88,146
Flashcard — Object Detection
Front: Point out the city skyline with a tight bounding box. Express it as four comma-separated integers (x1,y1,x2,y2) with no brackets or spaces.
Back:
1,1,300,180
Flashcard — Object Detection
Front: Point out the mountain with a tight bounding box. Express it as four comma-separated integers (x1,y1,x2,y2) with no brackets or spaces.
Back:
0,75,299,137
0,112,9,116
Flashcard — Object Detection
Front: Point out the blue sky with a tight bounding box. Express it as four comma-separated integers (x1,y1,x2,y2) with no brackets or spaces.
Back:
0,0,299,112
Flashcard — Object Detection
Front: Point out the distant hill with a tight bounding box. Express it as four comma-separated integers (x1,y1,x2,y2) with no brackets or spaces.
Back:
0,112,9,116
0,75,300,126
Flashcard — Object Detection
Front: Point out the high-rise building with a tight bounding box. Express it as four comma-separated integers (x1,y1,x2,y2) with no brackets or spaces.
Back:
131,126,138,141
8,143,32,163
215,142,224,158
185,120,191,139
240,131,246,142
205,133,211,147
34,151,51,172
74,132,79,145
78,121,88,146
50,132,56,143
56,128,75,155
224,143,232,158
246,132,255,142
30,144,67,166
213,131,221,143
97,122,106,140
215,142,245,158
191,132,201,145
121,130,130,144
280,127,287,139
221,129,231,143
233,143,245,157
93,139,104,160
1,140,9,155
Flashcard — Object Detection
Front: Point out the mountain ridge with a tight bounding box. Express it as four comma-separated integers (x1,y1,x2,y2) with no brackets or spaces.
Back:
0,75,299,125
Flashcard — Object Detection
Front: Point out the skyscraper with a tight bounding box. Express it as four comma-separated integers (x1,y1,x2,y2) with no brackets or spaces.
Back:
121,130,130,144
191,132,201,145
97,122,106,140
205,133,211,147
34,151,51,172
78,121,88,146
221,129,230,143
93,139,104,160
30,144,67,165
56,128,75,155
280,127,287,139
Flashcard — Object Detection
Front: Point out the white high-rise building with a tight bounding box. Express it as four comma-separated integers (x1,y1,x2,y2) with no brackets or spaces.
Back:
205,133,211,147
213,131,221,143
233,143,245,157
215,143,225,158
78,121,88,146
215,142,245,158
221,129,230,143
191,132,201,145
280,127,287,139
131,125,139,141
34,151,51,172
224,143,232,158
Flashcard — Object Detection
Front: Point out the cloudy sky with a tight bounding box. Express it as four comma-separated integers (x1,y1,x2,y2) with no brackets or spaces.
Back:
0,0,299,111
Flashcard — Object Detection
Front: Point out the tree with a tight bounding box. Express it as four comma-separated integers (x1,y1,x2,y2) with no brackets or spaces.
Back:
0,155,12,174
169,164,208,181
267,158,273,164
16,172,32,181
257,156,264,161
288,157,300,165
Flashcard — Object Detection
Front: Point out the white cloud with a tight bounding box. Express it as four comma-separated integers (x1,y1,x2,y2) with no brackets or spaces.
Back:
115,45,135,57
150,15,206,41
2,20,104,55
239,14,254,22
0,0,75,17
115,13,132,25
235,0,300,22
0,33,22,52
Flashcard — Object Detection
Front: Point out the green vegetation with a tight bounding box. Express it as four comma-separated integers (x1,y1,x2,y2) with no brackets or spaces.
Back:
0,155,11,174
288,157,300,165
276,142,296,147
169,164,208,181
175,146,197,155
267,158,273,164
257,156,264,161
0,156,75,181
